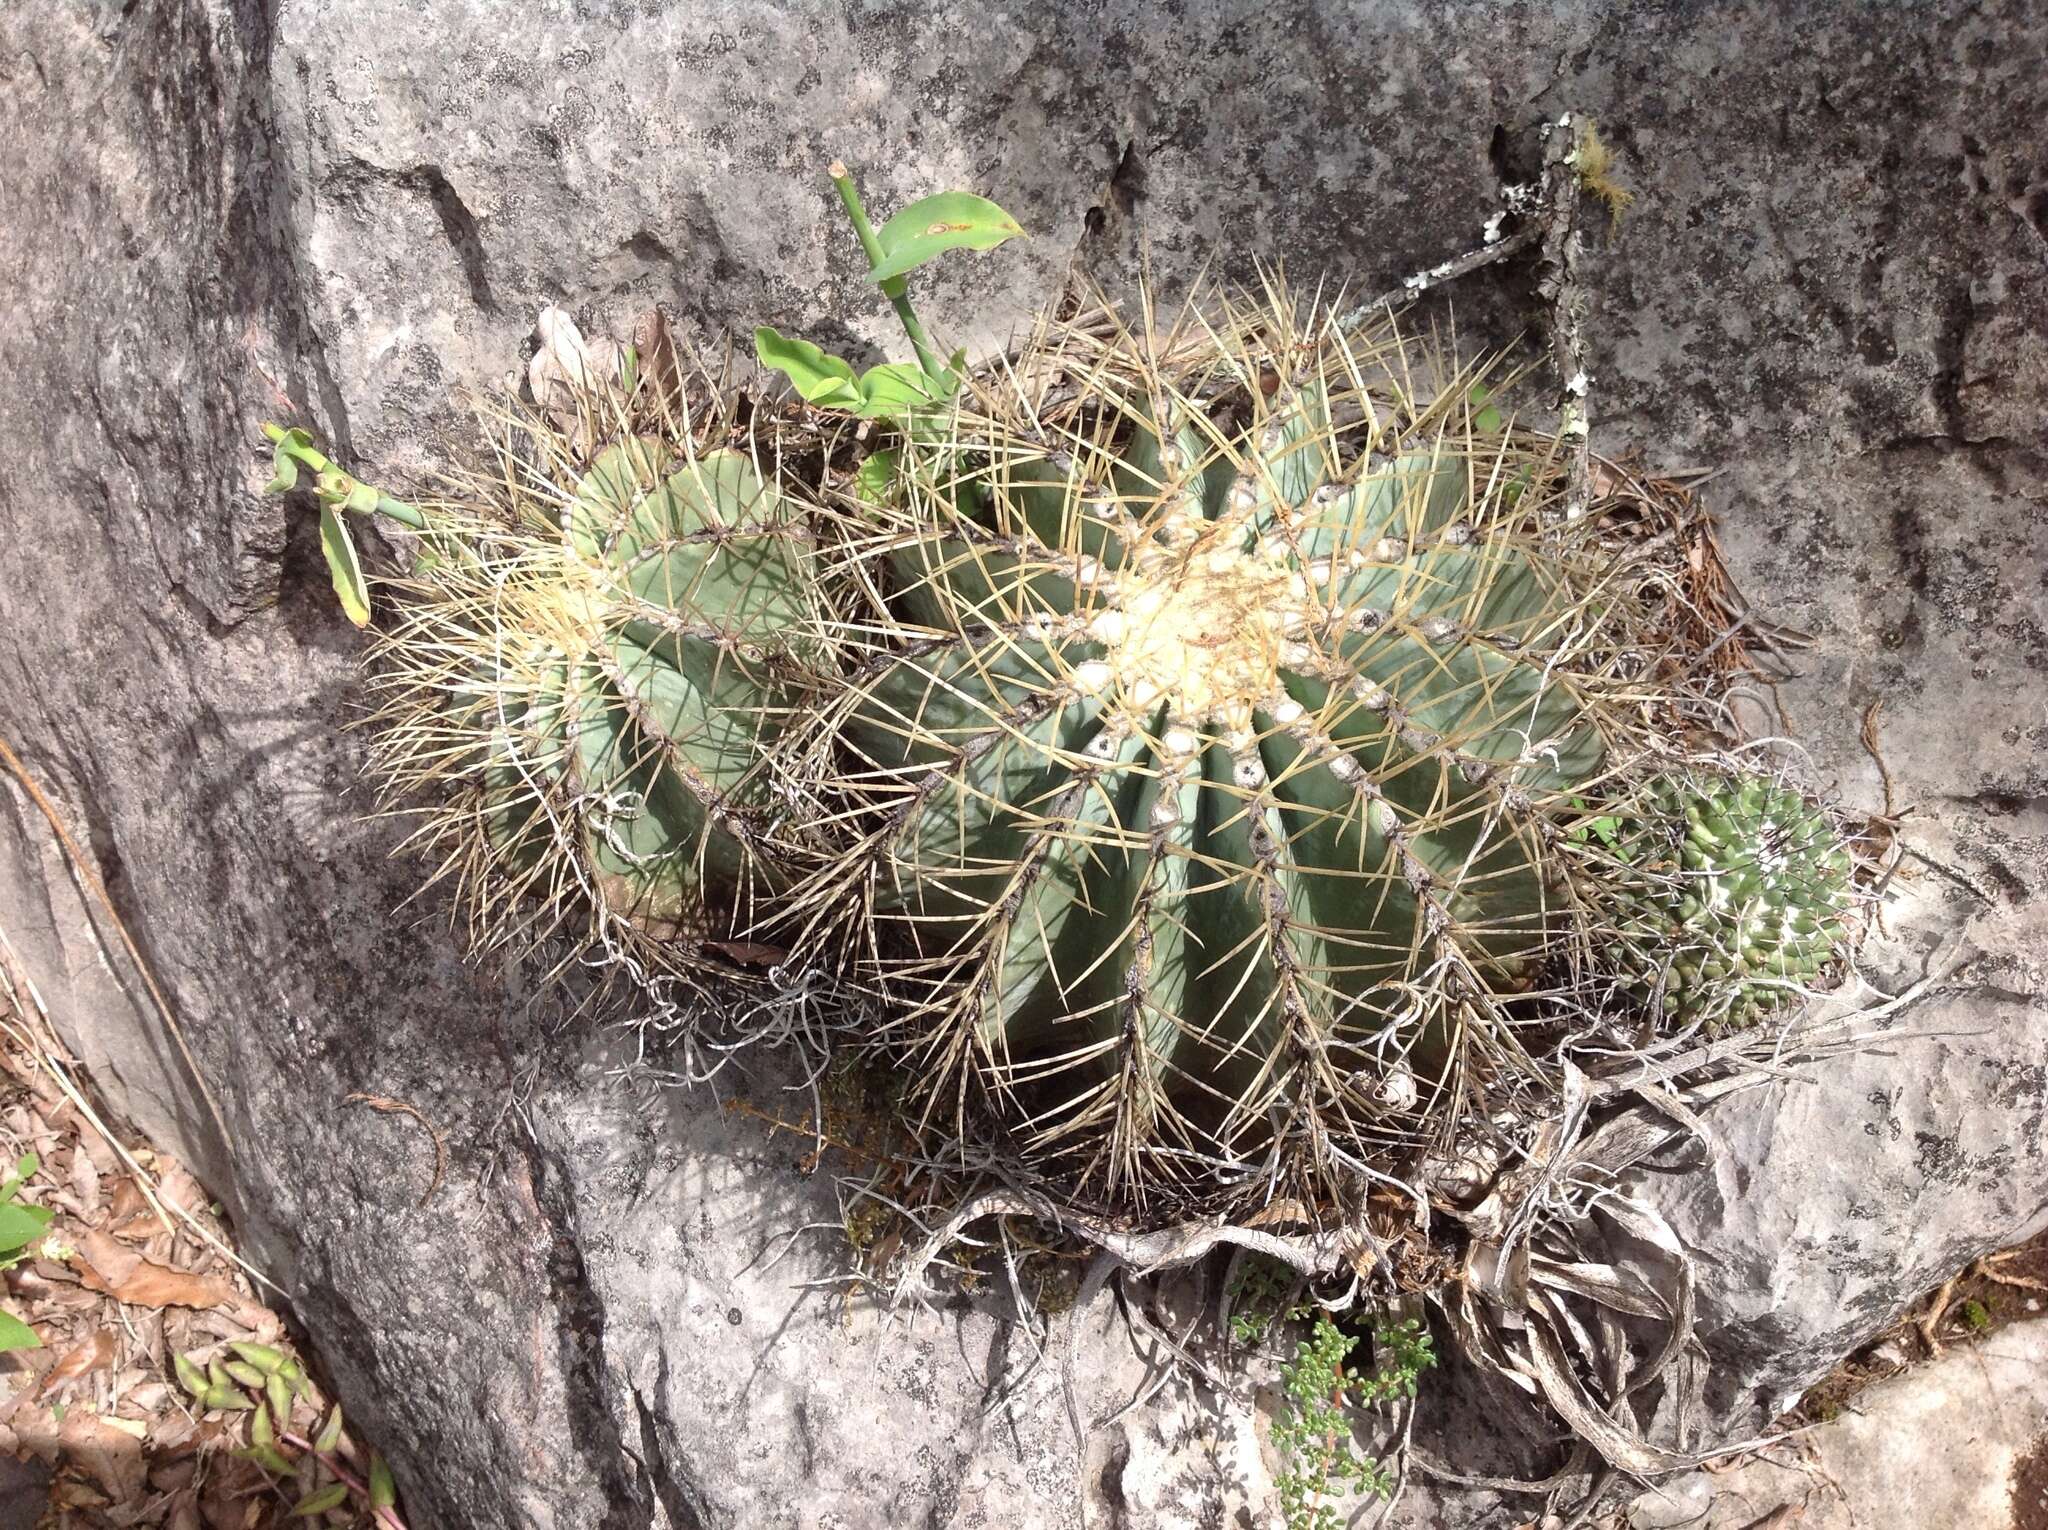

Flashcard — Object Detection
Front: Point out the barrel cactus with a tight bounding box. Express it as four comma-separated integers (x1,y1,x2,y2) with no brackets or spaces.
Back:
1596,771,1856,1032
369,418,820,954
795,293,1653,1213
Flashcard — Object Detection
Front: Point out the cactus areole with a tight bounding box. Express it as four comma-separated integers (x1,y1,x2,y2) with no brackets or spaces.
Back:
813,296,1643,1211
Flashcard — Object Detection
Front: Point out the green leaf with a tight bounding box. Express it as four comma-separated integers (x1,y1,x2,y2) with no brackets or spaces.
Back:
266,1371,295,1436
753,327,863,409
290,1483,349,1518
231,1340,288,1375
0,1201,52,1254
235,1441,295,1476
0,1309,39,1353
869,192,1025,284
174,1352,209,1397
857,362,950,417
264,427,318,495
222,1359,266,1389
251,1400,275,1447
203,1384,254,1411
0,1163,35,1212
314,1402,344,1454
854,449,900,506
1468,384,1504,436
318,501,373,628
368,1453,397,1510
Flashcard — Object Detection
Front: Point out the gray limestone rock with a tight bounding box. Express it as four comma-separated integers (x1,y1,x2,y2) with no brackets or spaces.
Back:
1,1,2043,1525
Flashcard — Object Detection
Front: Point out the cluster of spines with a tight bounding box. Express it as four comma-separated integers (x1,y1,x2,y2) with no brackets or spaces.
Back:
772,285,1669,1213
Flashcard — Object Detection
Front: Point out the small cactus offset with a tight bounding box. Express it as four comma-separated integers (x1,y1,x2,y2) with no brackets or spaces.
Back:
367,398,823,957
1595,771,1856,1031
792,287,1659,1212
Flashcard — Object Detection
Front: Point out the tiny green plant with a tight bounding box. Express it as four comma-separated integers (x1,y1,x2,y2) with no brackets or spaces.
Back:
1228,1254,1298,1345
174,1339,405,1525
1272,1314,1436,1530
752,161,1024,420
260,424,426,627
0,1153,53,1352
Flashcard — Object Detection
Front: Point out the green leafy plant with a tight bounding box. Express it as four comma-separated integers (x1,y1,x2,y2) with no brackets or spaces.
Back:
752,161,1023,419
0,1153,53,1352
1266,1308,1435,1530
261,425,427,626
1228,1254,1299,1345
174,1339,404,1524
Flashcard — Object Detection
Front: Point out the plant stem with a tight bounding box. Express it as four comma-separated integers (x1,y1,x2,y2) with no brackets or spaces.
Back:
282,1433,408,1530
261,423,427,530
828,161,947,386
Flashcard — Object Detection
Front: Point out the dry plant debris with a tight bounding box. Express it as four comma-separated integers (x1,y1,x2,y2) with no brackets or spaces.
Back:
0,965,402,1526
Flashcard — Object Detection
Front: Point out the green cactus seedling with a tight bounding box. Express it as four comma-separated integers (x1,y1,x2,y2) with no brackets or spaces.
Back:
1599,771,1855,1031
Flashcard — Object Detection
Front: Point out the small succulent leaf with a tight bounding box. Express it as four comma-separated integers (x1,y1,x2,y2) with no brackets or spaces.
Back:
314,1402,344,1454
868,192,1025,284
238,1442,295,1476
290,1483,350,1518
369,1453,397,1509
0,1310,38,1353
266,1371,295,1435
752,327,863,409
250,1400,274,1446
222,1360,267,1388
230,1341,287,1375
204,1384,255,1411
318,502,373,627
174,1352,209,1397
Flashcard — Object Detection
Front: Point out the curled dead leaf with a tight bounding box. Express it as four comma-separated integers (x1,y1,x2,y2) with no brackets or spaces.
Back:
73,1230,237,1311
36,1330,114,1396
631,306,682,405
59,1405,147,1501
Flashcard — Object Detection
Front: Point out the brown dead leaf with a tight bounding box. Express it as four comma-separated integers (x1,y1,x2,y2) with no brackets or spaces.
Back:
704,940,788,969
60,1404,148,1501
70,1141,103,1218
1243,1197,1310,1229
632,305,682,405
152,1160,207,1220
51,1472,112,1509
74,1229,237,1311
37,1329,114,1396
109,1176,149,1222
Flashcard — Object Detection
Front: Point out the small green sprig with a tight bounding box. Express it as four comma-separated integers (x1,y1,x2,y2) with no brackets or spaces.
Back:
753,160,1024,421
1270,1313,1437,1530
260,424,425,627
